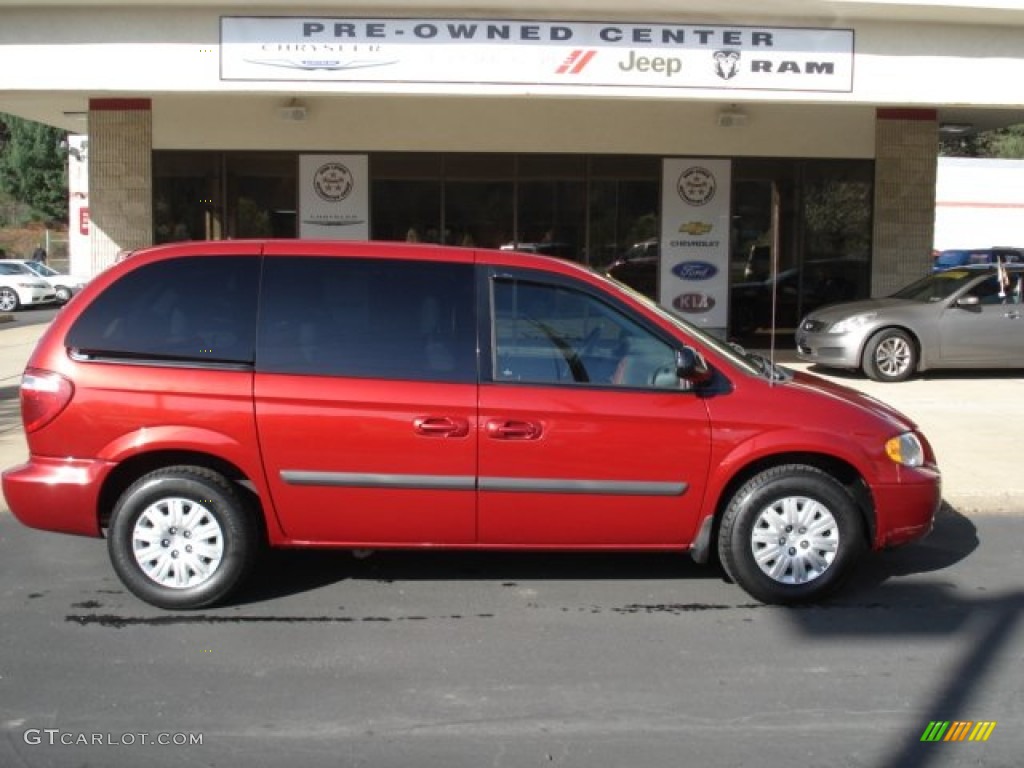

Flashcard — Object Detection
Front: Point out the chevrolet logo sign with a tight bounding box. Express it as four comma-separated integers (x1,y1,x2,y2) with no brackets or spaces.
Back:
679,221,713,236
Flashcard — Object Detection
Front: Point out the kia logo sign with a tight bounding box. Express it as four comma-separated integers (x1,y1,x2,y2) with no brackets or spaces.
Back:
672,293,716,313
671,260,718,281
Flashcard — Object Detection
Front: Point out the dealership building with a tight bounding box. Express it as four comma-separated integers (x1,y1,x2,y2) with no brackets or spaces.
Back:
2,0,1023,336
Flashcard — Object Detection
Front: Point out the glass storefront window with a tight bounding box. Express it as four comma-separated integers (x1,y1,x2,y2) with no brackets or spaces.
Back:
371,154,442,243
587,156,660,269
152,153,220,244
513,155,586,260
225,153,297,239
153,151,872,344
443,154,515,249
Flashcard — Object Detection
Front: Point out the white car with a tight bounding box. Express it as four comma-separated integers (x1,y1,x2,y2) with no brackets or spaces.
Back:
3,260,87,304
0,261,56,311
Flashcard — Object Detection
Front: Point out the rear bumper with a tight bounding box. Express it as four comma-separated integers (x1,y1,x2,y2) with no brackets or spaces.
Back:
872,466,942,548
2,457,114,538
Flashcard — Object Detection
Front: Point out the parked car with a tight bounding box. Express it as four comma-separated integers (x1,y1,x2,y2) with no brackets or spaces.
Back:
730,258,865,334
3,240,940,609
606,239,660,298
796,264,1024,382
499,241,576,259
931,247,1023,272
0,261,56,311
3,259,89,304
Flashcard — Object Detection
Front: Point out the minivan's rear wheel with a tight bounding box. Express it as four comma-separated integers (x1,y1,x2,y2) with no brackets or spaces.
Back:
718,465,865,604
108,466,257,609
863,328,916,382
55,286,72,303
0,287,20,312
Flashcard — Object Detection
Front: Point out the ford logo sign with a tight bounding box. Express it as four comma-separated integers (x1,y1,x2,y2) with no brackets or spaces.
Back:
671,261,718,281
672,293,716,313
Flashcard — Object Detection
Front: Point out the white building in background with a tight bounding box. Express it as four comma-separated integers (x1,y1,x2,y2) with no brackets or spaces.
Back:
934,158,1024,252
2,1,1024,336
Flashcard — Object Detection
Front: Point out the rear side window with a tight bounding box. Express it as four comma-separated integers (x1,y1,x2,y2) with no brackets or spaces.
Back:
257,256,476,382
67,256,259,364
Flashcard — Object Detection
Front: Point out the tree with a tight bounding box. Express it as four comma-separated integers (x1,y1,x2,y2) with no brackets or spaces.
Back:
940,123,1024,159
983,125,1024,158
0,113,68,224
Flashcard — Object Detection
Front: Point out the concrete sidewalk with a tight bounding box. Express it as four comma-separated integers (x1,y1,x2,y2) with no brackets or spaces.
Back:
0,322,1020,514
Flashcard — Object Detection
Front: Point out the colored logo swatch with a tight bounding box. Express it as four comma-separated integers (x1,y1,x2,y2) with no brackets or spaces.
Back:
920,721,996,743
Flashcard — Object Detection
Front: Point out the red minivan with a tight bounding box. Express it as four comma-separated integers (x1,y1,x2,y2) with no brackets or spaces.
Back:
2,240,940,609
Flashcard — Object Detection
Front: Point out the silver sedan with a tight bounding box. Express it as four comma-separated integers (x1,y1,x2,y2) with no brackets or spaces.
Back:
796,265,1024,382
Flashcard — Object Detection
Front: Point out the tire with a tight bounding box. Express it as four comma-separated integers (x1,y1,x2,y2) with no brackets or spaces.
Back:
0,287,20,312
55,285,72,303
107,466,258,610
862,328,917,382
717,465,866,604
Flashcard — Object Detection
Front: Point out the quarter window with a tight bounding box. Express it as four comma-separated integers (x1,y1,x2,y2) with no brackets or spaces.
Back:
257,257,476,382
66,256,259,364
492,278,678,389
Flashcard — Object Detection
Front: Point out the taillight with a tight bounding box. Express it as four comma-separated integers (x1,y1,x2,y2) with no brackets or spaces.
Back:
21,368,74,433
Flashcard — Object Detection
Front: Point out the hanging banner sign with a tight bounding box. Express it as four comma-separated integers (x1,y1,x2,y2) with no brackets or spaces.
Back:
298,154,369,239
221,18,853,93
659,158,732,330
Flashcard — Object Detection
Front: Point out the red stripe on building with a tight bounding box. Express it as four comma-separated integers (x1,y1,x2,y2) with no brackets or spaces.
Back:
876,108,938,121
89,98,152,111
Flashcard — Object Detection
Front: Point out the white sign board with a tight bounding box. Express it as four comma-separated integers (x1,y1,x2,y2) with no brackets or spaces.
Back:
659,158,732,330
298,154,369,239
222,18,854,93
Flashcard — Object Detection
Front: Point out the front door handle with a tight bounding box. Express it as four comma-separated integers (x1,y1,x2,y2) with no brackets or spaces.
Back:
485,419,542,440
413,416,470,438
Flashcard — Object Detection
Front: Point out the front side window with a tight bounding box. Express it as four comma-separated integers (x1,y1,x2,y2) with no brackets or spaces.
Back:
258,257,476,382
66,256,259,364
492,277,678,388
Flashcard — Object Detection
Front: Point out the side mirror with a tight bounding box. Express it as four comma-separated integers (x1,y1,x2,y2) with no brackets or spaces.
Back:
956,295,980,308
676,347,712,385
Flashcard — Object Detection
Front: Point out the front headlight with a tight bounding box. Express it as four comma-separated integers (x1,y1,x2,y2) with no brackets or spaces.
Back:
885,432,924,467
829,312,877,334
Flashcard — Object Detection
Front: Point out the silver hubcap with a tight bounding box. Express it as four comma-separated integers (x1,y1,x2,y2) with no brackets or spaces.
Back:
750,496,839,585
0,291,16,311
874,336,911,378
131,497,224,589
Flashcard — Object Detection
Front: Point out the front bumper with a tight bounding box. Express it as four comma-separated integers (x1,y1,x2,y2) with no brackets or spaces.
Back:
794,328,867,369
871,465,942,549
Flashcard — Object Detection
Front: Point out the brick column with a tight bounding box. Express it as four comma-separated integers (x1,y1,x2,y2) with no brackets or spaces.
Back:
871,108,939,296
88,98,153,274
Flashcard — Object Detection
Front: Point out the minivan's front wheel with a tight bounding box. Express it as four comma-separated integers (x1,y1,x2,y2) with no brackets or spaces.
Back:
718,465,865,604
108,466,257,609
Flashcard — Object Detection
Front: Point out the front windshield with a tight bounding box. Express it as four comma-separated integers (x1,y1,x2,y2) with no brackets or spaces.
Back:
23,262,57,277
890,269,980,302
